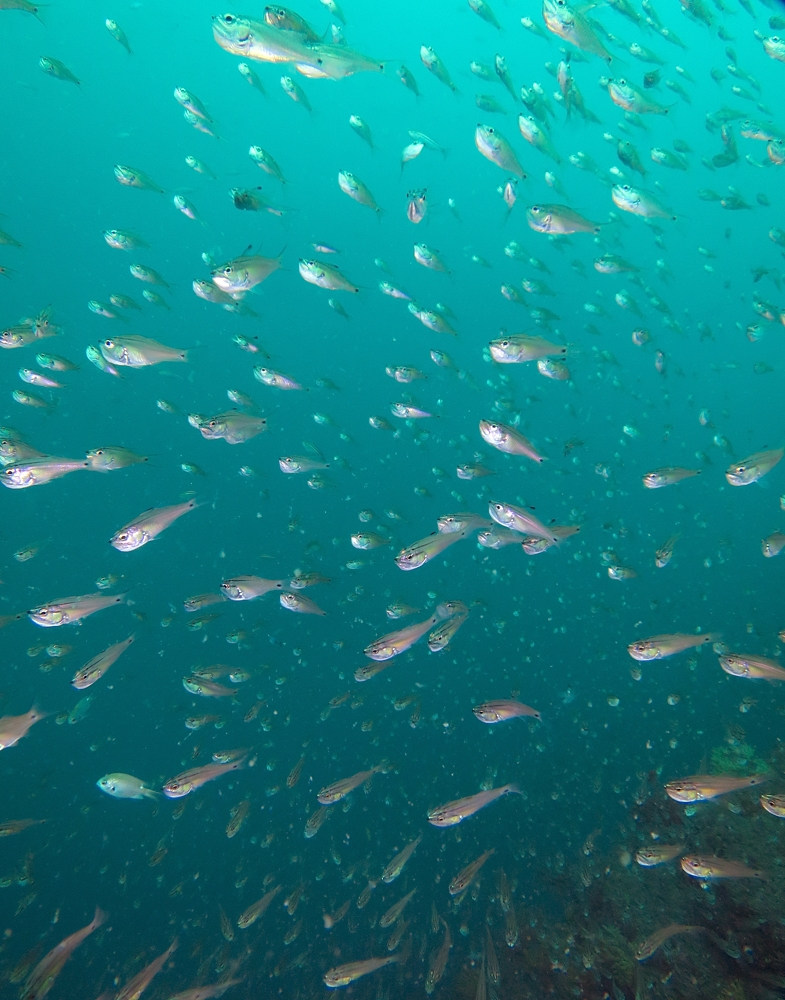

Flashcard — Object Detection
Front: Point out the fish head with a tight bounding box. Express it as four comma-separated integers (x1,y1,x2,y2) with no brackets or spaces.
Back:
97,775,120,795
475,124,500,157
489,337,522,362
627,640,660,661
212,13,253,54
725,460,757,486
427,807,460,827
280,593,297,610
473,705,501,723
200,416,231,441
642,472,665,488
665,781,698,802
479,420,506,446
488,501,515,529
163,777,191,798
718,655,748,677
101,339,129,365
211,262,246,295
110,526,147,552
526,205,552,232
1,465,35,489
29,605,69,627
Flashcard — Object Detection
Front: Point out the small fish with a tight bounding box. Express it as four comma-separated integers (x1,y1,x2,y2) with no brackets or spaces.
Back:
420,45,457,92
725,448,783,486
628,632,720,661
473,700,541,723
114,165,164,193
382,834,423,882
527,203,599,235
0,706,47,750
642,467,701,488
655,534,680,568
681,855,768,880
237,886,281,929
635,843,686,867
475,125,526,179
324,955,400,988
761,794,785,818
29,591,126,628
280,592,326,616
665,773,769,802
220,576,286,601
428,784,522,826
72,635,134,689
479,421,545,463
636,924,703,961
97,773,159,800
317,763,387,804
110,500,197,552
719,653,785,682
449,848,495,895
40,56,80,85
162,759,245,798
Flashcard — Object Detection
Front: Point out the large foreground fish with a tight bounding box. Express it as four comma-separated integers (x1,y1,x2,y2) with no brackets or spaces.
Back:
212,14,384,79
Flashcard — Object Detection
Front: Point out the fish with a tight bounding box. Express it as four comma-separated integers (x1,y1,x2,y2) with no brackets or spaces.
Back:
475,125,526,179
39,56,81,85
212,13,384,79
72,635,134,689
449,848,495,895
0,706,47,750
338,171,381,213
299,259,358,293
542,0,612,62
96,773,159,800
635,924,703,961
428,784,522,826
635,843,686,867
324,955,400,988
480,421,546,463
29,591,127,627
655,534,680,568
237,886,281,928
379,888,417,927
115,940,178,1000
86,446,148,472
628,632,720,661
220,576,286,601
21,907,106,1000
162,759,245,798
110,500,198,552
473,700,541,723
665,773,770,803
211,250,283,298
100,335,187,367
761,794,785,818
425,920,452,993
317,763,388,804
1,458,92,490
382,834,423,883
280,592,326,615
719,653,785,681
489,333,566,363
681,855,768,880
527,203,600,235
725,448,784,486
642,467,701,488
191,411,267,445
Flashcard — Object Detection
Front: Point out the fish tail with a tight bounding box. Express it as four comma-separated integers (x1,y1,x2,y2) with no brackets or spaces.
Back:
702,632,722,644
505,783,523,795
92,907,108,929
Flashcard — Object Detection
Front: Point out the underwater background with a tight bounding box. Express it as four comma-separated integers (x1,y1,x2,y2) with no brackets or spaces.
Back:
2,0,785,996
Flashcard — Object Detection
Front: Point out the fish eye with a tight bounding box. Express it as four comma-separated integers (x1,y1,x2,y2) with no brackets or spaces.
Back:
619,78,627,85
223,266,232,275
223,14,235,23
105,339,114,348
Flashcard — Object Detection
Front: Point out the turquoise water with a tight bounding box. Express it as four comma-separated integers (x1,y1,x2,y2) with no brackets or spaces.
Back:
2,0,785,997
